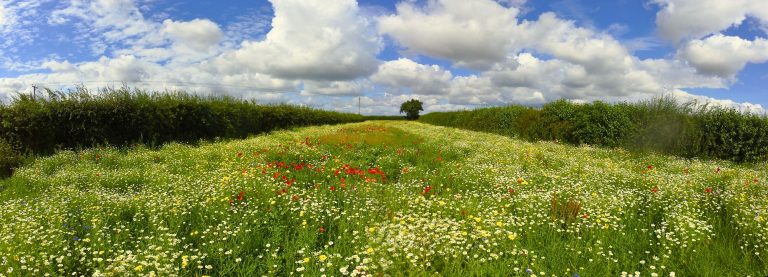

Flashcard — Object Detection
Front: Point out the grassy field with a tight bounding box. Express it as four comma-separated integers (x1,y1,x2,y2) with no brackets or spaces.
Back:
1,121,766,276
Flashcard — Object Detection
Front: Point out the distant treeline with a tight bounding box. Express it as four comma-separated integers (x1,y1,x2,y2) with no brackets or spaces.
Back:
363,115,405,120
420,97,768,163
0,87,364,176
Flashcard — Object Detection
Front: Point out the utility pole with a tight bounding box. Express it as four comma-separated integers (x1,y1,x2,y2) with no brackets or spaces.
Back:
358,96,361,115
32,85,38,100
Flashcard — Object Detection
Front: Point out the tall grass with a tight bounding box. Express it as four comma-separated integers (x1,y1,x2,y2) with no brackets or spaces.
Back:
420,96,768,162
0,87,364,176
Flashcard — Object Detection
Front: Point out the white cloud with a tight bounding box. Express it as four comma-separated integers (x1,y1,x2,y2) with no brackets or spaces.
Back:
301,80,371,96
214,0,382,81
516,13,633,74
378,0,520,69
652,0,768,43
1,0,765,116
50,0,156,46
2,0,382,102
163,19,222,52
448,74,545,106
0,3,7,26
677,34,768,78
672,89,765,114
370,58,452,95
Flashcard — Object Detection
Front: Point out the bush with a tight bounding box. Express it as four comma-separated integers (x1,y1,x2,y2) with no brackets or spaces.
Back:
0,138,19,178
0,87,364,155
420,97,768,163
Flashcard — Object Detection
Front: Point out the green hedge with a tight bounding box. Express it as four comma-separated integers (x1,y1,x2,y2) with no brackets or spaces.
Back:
0,87,364,158
420,97,768,162
0,138,19,178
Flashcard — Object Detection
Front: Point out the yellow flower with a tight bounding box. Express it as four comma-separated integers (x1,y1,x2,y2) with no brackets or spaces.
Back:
319,255,328,262
368,227,376,233
366,247,374,254
303,257,310,264
508,233,518,240
495,221,504,227
134,265,143,272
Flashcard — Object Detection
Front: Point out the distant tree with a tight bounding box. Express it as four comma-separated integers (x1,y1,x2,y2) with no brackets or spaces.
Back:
400,99,424,120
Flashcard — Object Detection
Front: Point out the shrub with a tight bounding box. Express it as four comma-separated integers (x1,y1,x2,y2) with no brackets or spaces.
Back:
0,138,19,178
419,97,768,163
0,87,364,155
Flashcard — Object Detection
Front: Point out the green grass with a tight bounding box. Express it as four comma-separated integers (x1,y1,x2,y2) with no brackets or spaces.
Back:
0,121,766,276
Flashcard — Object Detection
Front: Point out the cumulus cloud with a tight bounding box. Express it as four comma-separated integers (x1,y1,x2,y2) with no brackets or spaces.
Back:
301,80,371,96
677,34,768,78
672,89,765,114
214,0,382,81
448,74,545,106
378,0,519,69
2,0,383,104
370,58,452,95
163,19,222,52
651,0,768,43
1,0,765,115
376,0,763,113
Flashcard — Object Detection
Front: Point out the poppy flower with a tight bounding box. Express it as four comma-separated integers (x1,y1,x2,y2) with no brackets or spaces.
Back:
582,213,589,219
647,165,653,170
319,226,326,234
237,191,245,201
330,186,336,192
652,187,658,193
421,185,432,195
705,187,712,194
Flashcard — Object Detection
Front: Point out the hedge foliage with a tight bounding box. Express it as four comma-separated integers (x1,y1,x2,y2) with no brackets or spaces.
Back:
420,97,768,162
0,87,364,176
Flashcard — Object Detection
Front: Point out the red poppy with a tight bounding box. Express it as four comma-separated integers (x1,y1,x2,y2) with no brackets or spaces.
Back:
582,213,589,219
319,226,326,233
705,187,712,194
716,167,721,173
237,191,245,201
647,165,653,170
330,186,336,192
236,152,243,158
292,194,300,201
421,185,432,195
402,167,409,173
508,188,515,194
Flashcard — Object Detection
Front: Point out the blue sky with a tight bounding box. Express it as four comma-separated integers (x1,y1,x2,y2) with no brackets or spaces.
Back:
0,0,766,114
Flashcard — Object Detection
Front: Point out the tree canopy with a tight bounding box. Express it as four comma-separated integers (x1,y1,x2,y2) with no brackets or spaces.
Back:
399,99,424,120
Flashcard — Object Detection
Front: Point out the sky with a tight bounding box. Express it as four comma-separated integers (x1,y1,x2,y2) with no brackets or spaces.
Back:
0,0,767,115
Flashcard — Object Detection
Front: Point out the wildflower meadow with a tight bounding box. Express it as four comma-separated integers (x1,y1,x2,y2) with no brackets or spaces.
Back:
1,121,766,276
